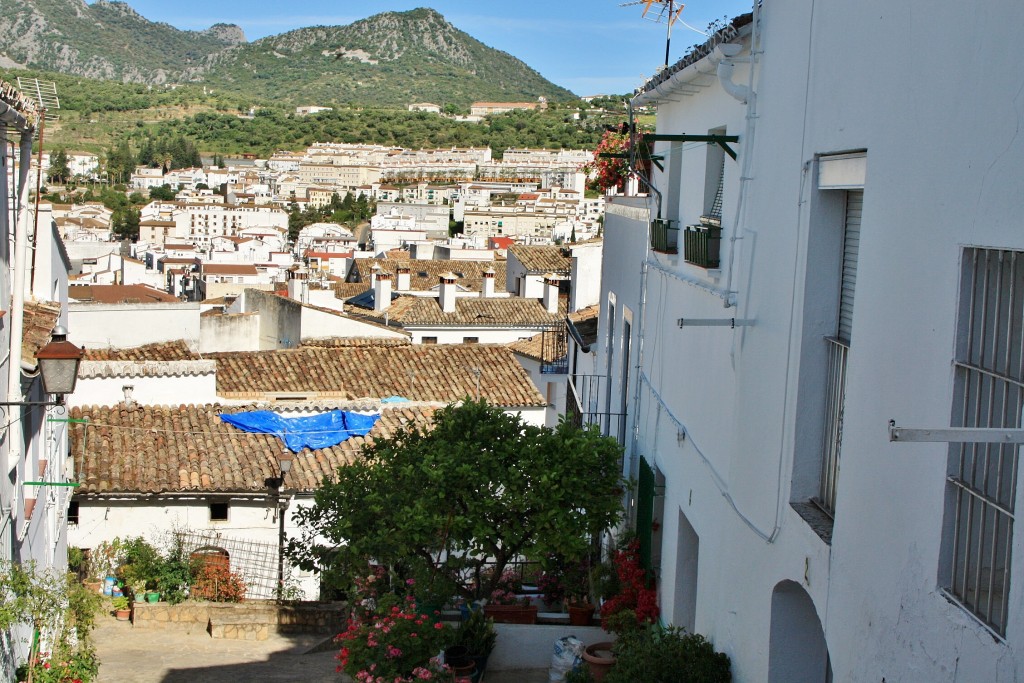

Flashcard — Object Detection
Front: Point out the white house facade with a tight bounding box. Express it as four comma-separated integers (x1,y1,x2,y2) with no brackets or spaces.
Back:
593,2,1024,682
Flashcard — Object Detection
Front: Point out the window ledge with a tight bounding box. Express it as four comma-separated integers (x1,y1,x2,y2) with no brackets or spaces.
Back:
791,501,833,545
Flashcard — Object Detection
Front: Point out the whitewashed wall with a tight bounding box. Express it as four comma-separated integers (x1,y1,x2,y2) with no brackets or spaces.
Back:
69,303,201,349
600,1,1024,681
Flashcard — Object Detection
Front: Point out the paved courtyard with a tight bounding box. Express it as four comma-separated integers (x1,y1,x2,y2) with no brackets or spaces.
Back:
93,615,548,682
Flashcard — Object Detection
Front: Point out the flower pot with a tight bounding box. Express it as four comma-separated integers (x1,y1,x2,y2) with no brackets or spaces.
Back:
145,591,161,603
483,604,538,624
568,604,595,626
114,608,131,622
582,641,616,683
84,579,103,594
466,654,488,683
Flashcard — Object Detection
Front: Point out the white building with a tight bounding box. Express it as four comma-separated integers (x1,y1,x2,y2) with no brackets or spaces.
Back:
593,3,1024,681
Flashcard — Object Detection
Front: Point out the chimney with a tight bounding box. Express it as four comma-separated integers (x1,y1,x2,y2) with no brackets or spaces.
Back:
374,271,392,312
370,263,382,287
439,272,458,313
287,267,308,301
543,273,560,314
396,265,411,291
481,267,495,298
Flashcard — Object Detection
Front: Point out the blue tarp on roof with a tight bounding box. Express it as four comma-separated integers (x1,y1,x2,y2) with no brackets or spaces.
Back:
220,410,380,453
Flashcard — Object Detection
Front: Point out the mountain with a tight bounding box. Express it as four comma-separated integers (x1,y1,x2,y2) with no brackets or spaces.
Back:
0,2,576,105
0,0,244,83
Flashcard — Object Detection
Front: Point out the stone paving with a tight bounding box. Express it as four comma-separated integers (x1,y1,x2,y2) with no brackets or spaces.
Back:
92,614,549,682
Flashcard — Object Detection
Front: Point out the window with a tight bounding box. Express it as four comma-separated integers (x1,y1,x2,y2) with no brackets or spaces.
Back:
463,337,479,344
816,190,862,517
209,502,229,521
941,247,1022,637
422,336,438,344
68,501,79,525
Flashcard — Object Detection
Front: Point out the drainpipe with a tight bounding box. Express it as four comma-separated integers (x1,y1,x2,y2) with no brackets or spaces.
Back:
8,132,35,410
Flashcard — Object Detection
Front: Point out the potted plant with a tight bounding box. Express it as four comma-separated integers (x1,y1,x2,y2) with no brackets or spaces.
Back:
111,595,131,621
563,556,596,626
454,608,497,682
481,569,538,624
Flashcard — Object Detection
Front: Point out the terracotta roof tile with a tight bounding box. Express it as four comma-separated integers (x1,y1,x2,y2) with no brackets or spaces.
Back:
83,340,199,362
209,345,544,407
354,296,562,328
302,337,411,348
351,259,506,292
508,244,572,274
69,284,180,304
69,403,438,494
22,301,61,362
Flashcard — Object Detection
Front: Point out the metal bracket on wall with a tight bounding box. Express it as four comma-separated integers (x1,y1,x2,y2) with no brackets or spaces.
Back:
677,318,753,328
887,420,1024,443
643,133,740,161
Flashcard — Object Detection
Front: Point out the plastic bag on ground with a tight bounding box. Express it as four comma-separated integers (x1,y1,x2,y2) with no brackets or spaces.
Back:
549,636,585,682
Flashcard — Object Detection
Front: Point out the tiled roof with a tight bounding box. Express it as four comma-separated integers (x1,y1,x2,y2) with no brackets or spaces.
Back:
302,337,411,348
23,301,61,362
210,345,545,407
69,285,180,304
69,403,438,494
508,244,571,274
354,296,562,328
332,282,370,301
202,264,259,276
83,340,199,362
508,333,547,363
351,259,506,292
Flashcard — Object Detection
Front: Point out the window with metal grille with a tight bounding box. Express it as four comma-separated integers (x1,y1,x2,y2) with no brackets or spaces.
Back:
942,247,1022,637
816,191,862,517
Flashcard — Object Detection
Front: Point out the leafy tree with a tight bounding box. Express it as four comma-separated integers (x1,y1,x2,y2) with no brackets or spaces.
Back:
149,184,177,201
47,149,72,184
105,139,135,184
112,206,141,240
289,399,624,600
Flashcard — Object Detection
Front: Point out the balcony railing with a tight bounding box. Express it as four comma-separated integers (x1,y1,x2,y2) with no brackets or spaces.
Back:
650,219,679,254
567,374,628,447
815,336,849,517
683,222,722,269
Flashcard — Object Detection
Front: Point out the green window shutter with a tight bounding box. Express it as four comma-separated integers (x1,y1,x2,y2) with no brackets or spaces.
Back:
637,457,655,574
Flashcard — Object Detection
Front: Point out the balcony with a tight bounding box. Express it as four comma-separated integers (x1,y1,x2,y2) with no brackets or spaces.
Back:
683,219,722,269
566,374,628,448
650,218,678,254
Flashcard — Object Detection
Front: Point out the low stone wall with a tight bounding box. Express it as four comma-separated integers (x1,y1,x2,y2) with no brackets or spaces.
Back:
132,600,346,635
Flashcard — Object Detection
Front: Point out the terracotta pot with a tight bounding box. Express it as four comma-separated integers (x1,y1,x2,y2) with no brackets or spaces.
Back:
114,608,131,622
568,603,595,626
582,641,616,683
483,603,538,624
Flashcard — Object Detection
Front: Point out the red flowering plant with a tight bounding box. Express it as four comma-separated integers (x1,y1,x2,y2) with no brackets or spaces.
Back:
599,539,659,634
582,126,650,193
337,580,456,682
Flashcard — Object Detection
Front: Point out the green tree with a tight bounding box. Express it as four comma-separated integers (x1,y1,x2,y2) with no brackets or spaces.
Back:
112,206,141,241
288,399,624,600
46,149,72,184
149,184,177,201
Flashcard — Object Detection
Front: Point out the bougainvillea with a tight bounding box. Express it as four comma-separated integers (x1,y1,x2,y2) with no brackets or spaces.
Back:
582,127,650,193
600,539,659,632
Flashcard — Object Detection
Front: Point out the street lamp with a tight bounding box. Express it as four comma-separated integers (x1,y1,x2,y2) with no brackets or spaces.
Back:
1,326,84,406
276,452,294,598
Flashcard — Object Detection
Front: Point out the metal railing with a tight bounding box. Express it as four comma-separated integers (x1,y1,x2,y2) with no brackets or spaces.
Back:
683,223,722,268
650,219,678,254
816,337,849,516
567,374,628,446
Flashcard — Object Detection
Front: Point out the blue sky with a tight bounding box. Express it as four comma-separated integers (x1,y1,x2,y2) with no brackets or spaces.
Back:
102,0,754,95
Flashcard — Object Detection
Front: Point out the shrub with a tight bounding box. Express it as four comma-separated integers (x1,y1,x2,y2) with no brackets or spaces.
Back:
599,539,658,634
337,595,454,682
190,562,246,602
606,625,731,683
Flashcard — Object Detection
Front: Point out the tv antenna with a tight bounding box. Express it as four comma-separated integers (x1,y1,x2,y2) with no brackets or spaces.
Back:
621,0,686,68
16,77,61,292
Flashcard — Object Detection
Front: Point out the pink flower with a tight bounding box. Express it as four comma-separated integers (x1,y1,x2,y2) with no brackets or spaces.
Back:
406,578,416,585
